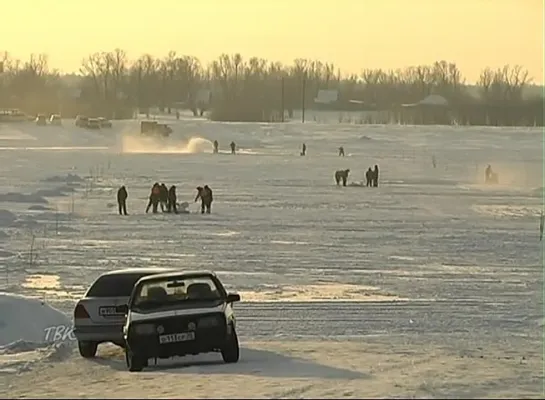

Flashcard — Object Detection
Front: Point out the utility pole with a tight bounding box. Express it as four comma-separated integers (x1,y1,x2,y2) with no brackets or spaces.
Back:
280,77,285,122
301,73,306,123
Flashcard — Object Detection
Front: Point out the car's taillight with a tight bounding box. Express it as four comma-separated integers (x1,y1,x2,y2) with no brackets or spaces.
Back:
74,304,90,319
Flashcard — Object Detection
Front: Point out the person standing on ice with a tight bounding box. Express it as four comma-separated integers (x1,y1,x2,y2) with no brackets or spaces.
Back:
373,165,379,187
301,143,306,156
338,146,345,156
213,140,219,154
195,185,213,214
230,141,236,154
485,164,492,183
146,183,161,214
159,183,169,212
365,167,373,187
167,185,178,214
116,185,128,215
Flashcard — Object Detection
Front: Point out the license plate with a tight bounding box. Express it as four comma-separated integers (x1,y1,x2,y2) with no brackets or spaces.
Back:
99,306,124,317
159,332,195,344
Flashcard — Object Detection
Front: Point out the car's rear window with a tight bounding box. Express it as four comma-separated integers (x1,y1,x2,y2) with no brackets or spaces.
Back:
86,273,147,297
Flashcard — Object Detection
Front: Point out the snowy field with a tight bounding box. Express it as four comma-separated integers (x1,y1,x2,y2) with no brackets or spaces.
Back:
0,113,542,398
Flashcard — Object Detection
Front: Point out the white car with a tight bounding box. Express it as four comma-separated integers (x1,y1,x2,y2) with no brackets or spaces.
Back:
123,270,241,371
49,114,62,126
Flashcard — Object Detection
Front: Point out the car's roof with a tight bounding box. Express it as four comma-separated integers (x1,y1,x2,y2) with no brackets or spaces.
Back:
136,270,217,283
100,267,176,277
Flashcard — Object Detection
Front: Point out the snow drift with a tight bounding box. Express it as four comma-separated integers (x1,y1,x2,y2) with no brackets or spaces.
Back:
0,292,71,347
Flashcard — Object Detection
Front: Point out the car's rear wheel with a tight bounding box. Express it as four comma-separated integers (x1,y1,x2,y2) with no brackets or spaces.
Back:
221,325,240,363
78,341,98,358
125,348,145,372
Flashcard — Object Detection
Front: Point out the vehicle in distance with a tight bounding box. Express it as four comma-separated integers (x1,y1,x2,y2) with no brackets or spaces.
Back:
73,267,175,358
49,114,62,126
35,114,47,126
97,117,112,128
75,115,88,127
140,120,172,138
87,118,101,129
123,270,241,372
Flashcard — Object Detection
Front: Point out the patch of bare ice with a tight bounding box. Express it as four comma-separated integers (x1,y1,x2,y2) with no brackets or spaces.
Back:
239,283,408,302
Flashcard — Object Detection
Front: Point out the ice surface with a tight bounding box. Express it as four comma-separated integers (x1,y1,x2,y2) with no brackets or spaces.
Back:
0,115,541,397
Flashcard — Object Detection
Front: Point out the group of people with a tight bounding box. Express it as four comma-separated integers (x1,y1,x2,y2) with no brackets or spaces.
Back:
146,183,179,214
365,165,380,187
115,183,214,216
213,140,237,155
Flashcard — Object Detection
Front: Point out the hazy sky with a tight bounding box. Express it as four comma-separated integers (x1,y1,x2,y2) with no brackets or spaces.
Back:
2,0,543,83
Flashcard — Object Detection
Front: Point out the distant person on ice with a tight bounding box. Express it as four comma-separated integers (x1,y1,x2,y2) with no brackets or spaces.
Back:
167,185,178,214
146,183,161,214
159,183,169,212
195,185,213,214
230,141,236,154
485,164,492,182
213,140,219,154
338,146,345,156
116,185,128,215
372,165,379,187
365,167,373,187
432,155,437,169
334,169,350,187
301,143,306,156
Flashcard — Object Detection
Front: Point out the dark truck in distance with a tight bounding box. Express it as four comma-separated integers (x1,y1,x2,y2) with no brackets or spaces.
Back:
140,120,172,138
72,268,175,358
123,270,241,372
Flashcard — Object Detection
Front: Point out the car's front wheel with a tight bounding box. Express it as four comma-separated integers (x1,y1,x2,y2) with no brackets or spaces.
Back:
221,325,240,363
78,341,98,358
125,348,145,372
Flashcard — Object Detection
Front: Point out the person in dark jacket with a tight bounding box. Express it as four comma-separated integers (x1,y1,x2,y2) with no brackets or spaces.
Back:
230,141,236,154
213,140,219,154
365,168,373,187
301,143,306,156
159,183,168,212
167,185,178,214
373,165,379,187
117,185,128,215
146,183,161,213
338,146,345,156
195,185,213,214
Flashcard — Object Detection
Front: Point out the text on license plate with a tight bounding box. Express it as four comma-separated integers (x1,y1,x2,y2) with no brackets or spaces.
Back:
159,332,195,344
99,306,124,317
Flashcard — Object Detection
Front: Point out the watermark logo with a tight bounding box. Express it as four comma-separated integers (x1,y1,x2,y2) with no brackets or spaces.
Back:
44,325,76,343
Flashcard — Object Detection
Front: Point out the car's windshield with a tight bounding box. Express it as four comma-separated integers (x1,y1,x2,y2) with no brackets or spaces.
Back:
132,275,222,310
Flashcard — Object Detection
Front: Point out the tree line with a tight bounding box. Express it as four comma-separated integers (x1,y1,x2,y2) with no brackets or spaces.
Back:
0,49,542,125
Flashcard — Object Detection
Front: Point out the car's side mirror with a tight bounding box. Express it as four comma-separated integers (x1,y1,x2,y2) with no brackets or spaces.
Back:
226,293,240,303
119,304,129,314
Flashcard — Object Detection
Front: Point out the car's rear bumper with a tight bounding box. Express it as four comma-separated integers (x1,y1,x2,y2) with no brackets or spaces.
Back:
74,324,124,343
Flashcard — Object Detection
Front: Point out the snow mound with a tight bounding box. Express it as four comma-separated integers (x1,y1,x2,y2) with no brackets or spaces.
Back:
0,293,71,347
0,192,48,204
0,210,16,227
0,250,15,258
34,185,75,198
42,173,84,183
28,205,51,211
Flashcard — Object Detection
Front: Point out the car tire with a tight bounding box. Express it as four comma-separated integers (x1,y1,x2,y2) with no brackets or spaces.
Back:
221,325,240,363
125,349,145,372
78,341,98,358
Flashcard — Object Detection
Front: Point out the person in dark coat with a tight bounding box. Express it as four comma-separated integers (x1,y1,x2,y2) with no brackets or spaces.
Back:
338,146,345,156
117,185,128,215
195,185,213,214
301,143,306,156
372,165,379,187
167,185,178,214
159,183,168,212
213,140,219,154
230,141,236,154
146,183,161,213
365,168,373,187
